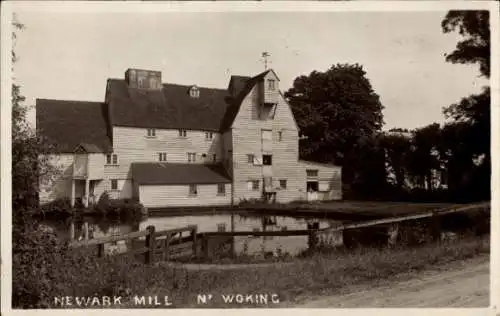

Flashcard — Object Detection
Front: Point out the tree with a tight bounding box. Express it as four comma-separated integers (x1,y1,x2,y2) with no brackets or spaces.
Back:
441,10,490,201
285,64,385,197
442,10,490,78
380,133,412,189
11,16,59,242
408,123,442,190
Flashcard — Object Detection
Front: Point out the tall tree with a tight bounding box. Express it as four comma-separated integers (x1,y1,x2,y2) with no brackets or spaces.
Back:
441,10,490,201
11,16,58,233
442,10,490,78
285,64,385,196
409,123,442,190
381,132,412,190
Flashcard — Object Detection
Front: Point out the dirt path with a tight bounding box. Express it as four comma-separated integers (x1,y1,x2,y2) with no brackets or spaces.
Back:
292,255,490,308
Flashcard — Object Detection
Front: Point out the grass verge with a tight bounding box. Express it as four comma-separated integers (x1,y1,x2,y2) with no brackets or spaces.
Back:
128,235,488,308
15,229,488,309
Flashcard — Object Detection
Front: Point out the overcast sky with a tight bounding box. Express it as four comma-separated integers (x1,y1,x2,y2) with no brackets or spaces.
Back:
14,9,488,130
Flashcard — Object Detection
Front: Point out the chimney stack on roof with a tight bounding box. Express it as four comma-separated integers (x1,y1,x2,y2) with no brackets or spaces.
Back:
125,68,162,90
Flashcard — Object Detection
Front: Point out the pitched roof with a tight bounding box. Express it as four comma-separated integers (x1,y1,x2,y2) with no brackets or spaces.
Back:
220,70,271,131
107,80,230,132
36,99,112,153
131,162,232,185
228,75,251,96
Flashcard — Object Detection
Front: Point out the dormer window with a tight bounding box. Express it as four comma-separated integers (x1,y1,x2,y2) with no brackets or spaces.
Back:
268,79,276,90
189,86,200,98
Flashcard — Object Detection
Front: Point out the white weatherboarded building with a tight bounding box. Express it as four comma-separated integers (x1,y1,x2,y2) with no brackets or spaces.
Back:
37,68,342,209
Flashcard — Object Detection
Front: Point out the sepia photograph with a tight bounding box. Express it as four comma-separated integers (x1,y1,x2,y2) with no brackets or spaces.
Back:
1,1,498,312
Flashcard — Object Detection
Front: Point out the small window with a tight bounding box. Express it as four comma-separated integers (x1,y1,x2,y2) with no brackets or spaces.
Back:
158,152,167,162
263,155,272,166
179,129,187,137
280,180,287,189
147,128,156,137
189,86,200,98
306,169,318,177
268,79,275,90
319,181,330,192
187,152,196,163
247,180,260,191
278,131,283,141
138,77,145,89
189,184,197,196
106,154,118,165
213,154,217,163
247,154,255,164
217,184,225,195
205,132,214,140
149,77,158,89
111,179,118,190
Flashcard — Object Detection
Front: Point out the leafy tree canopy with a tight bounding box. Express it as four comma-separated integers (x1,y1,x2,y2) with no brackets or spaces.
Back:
285,63,384,165
441,10,490,78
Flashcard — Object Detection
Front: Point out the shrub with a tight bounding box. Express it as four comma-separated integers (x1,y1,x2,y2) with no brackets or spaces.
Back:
94,192,146,220
12,220,141,308
39,198,73,217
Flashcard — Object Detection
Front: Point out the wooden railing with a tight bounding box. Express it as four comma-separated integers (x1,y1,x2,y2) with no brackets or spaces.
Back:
70,225,198,264
316,201,490,234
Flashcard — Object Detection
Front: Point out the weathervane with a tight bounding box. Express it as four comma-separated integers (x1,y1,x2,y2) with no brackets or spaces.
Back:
261,52,270,70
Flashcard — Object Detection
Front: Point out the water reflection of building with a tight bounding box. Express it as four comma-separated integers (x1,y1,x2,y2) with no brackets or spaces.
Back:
68,218,138,241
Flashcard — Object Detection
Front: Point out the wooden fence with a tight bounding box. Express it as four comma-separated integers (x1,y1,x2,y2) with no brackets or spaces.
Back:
70,225,198,264
70,202,489,263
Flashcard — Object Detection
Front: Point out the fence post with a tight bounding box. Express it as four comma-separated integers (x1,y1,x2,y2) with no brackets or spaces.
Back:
430,212,441,243
145,225,156,264
192,227,198,258
165,233,171,262
97,243,105,258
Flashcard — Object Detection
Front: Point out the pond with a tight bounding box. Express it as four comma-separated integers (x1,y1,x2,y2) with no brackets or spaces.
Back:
42,212,345,257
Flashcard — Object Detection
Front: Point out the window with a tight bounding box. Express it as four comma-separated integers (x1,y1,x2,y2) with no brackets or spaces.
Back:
247,180,260,191
111,179,118,190
205,132,214,140
217,184,225,195
278,131,283,141
306,169,318,177
268,79,275,90
138,77,145,88
106,154,118,165
149,77,159,89
247,154,255,164
178,129,187,137
263,155,272,166
319,181,330,192
147,128,156,137
187,152,196,163
189,184,197,196
261,129,272,140
280,180,287,189
158,153,167,162
189,86,200,98
213,154,217,163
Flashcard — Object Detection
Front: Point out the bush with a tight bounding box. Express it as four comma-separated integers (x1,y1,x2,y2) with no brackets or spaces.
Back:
12,220,141,308
94,192,147,220
39,198,74,217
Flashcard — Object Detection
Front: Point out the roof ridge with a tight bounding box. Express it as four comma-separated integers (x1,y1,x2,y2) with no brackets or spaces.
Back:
37,98,103,104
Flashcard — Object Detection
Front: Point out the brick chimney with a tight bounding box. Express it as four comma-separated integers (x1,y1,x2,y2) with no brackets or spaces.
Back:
125,68,162,90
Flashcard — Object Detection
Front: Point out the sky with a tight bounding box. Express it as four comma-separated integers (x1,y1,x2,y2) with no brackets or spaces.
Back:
13,9,489,131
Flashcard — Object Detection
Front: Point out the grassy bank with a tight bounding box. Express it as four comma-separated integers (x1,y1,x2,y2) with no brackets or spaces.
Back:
22,233,488,309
